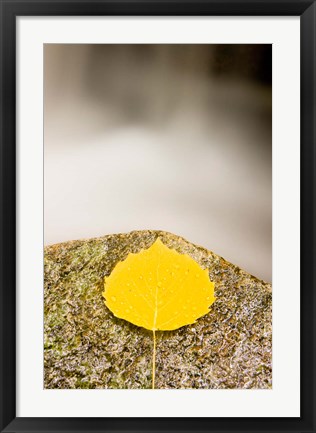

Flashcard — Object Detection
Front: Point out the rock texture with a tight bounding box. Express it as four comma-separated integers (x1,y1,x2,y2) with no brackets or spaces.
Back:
44,230,272,389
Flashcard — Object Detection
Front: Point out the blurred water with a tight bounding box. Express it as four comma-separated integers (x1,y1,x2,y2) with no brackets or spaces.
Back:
44,44,272,282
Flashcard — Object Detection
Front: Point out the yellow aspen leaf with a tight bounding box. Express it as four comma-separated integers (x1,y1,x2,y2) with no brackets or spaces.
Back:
103,238,215,331
103,238,215,388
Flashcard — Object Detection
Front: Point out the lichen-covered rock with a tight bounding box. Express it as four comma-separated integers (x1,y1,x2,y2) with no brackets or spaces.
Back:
44,230,272,389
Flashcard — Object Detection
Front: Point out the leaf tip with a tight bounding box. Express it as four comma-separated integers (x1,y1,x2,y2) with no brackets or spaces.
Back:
152,237,165,249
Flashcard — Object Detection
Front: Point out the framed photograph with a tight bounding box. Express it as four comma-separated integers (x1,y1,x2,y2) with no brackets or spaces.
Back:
0,1,315,433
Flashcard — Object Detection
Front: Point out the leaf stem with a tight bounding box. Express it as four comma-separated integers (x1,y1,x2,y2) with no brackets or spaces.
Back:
152,330,156,389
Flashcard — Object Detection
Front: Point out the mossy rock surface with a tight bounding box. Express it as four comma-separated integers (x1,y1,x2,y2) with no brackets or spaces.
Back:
44,230,272,389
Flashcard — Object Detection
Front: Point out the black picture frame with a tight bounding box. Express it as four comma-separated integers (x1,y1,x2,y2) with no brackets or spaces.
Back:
0,1,315,432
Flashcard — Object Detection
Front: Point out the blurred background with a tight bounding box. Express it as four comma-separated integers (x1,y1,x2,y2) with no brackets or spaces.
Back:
44,44,272,282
